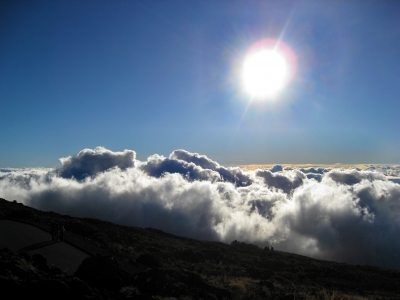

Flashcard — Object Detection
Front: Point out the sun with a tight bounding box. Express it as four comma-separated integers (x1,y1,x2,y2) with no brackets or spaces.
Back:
241,39,296,100
242,50,288,98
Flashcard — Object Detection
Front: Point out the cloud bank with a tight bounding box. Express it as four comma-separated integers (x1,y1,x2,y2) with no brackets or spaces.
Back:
1,147,400,269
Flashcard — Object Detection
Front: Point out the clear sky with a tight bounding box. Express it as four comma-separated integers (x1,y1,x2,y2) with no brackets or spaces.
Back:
1,0,400,167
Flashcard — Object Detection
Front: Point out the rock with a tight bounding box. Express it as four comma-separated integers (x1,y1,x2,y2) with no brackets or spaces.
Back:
48,266,66,276
167,269,231,299
136,253,162,268
26,279,71,300
136,268,168,295
32,253,49,271
74,255,123,291
0,249,37,279
66,277,102,300
0,247,15,255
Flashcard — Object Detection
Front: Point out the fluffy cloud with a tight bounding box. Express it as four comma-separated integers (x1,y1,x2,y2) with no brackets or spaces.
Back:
138,153,220,183
305,173,323,182
298,167,331,182
327,169,386,185
1,147,400,270
255,169,305,194
169,150,252,186
58,147,135,180
300,167,330,174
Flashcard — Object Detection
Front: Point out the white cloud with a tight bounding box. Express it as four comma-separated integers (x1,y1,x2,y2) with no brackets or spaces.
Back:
168,149,253,186
1,147,400,269
58,146,135,180
255,169,305,194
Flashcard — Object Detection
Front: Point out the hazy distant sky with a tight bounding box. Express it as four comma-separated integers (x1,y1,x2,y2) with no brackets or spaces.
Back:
1,0,400,167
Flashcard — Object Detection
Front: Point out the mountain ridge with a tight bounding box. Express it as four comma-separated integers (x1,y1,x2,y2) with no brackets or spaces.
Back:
1,198,399,299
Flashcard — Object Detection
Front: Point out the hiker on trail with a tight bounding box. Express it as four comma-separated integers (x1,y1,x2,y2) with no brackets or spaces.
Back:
51,223,57,240
56,223,60,241
59,223,65,241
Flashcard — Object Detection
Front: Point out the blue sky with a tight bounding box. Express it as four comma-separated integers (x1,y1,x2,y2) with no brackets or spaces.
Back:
1,0,400,167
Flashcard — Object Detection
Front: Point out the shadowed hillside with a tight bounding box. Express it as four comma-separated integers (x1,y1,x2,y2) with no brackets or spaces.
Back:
1,198,399,299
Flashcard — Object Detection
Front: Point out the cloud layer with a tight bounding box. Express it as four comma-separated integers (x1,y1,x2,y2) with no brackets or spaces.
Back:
1,147,400,269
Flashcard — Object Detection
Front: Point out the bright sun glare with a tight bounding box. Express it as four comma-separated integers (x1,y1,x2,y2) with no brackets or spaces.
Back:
241,39,295,100
243,50,288,98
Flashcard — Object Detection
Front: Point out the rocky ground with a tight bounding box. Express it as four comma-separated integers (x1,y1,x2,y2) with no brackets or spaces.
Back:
1,198,400,299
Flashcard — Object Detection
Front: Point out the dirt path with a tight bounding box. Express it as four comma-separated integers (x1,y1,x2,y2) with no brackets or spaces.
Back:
0,220,89,275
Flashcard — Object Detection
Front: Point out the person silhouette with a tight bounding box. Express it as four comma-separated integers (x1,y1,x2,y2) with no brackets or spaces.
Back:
51,223,58,241
51,223,57,240
54,223,60,241
59,223,65,241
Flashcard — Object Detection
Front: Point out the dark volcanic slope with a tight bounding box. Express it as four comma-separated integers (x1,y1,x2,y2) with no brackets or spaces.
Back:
1,198,400,300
